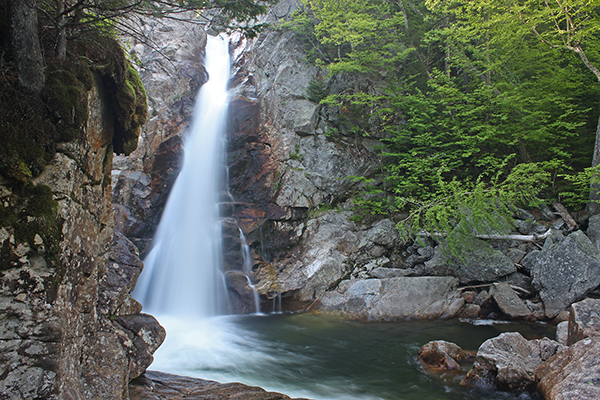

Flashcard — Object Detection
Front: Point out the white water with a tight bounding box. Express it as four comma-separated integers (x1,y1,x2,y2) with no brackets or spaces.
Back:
132,36,230,317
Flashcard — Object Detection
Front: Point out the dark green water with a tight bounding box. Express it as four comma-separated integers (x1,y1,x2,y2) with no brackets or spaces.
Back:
151,313,553,400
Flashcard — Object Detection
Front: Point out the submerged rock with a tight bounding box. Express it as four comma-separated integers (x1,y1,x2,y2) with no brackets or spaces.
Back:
314,276,464,321
418,340,470,371
129,370,309,399
462,332,562,391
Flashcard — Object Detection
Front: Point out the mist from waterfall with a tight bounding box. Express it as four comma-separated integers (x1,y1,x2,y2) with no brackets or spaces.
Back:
132,35,230,317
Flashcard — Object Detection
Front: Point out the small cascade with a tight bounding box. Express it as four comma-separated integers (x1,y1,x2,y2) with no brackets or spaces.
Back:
239,227,261,314
132,35,231,317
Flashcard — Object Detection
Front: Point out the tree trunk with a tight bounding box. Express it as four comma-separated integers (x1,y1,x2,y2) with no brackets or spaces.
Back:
571,46,600,215
10,0,45,93
56,0,67,61
588,113,600,214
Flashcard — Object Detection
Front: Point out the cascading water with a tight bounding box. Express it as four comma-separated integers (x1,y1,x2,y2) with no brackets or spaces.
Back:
132,35,230,317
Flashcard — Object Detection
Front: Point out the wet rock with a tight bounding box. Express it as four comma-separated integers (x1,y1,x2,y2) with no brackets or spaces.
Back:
492,283,531,319
113,314,166,379
567,298,600,345
531,230,600,318
462,332,563,391
129,370,307,400
314,277,464,321
418,340,469,371
225,270,260,314
536,337,600,400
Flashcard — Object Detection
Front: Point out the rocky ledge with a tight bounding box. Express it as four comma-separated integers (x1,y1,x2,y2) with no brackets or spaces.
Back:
129,370,310,400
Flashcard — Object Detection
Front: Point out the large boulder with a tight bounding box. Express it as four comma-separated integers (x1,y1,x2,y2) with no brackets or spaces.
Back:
536,337,600,400
462,332,563,391
531,230,600,318
314,276,464,320
449,239,516,284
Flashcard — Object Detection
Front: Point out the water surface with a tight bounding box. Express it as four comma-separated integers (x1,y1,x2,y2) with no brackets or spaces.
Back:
150,313,552,400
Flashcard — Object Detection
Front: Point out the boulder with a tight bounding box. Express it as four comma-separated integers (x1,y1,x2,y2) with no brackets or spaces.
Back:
531,230,600,318
314,276,464,321
462,332,563,391
418,340,469,371
492,283,531,319
448,239,516,284
567,298,600,345
536,337,600,400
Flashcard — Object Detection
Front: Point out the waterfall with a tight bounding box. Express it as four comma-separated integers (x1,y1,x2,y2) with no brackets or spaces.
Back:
132,35,230,317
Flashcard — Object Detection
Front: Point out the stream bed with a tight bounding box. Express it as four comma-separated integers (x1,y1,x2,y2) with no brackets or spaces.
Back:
149,313,554,400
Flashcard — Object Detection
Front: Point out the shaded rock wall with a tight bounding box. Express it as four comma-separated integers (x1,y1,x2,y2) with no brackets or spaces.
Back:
1,72,164,399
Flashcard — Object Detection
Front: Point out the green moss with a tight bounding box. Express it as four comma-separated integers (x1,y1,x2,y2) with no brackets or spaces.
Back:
111,61,147,155
43,65,89,142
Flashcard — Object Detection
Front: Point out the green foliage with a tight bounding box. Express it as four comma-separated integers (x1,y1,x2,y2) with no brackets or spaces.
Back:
292,0,600,249
306,76,329,103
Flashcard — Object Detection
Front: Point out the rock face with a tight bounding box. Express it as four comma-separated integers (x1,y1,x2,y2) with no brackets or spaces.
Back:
129,370,308,400
314,276,464,320
0,74,163,398
462,332,562,391
531,231,600,318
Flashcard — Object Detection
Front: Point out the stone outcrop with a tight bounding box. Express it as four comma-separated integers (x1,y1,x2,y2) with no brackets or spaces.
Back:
1,70,162,399
530,230,600,318
462,332,562,391
129,370,309,400
314,276,464,320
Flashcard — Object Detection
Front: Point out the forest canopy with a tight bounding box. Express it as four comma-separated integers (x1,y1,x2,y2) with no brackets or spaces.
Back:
287,0,600,252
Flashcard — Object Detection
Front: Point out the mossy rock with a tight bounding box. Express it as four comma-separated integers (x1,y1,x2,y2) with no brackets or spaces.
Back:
112,62,148,155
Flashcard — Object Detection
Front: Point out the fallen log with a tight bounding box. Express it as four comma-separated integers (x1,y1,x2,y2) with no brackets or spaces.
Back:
419,229,553,242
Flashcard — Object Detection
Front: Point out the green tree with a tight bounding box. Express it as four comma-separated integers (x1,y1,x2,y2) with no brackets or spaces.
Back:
291,0,599,252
